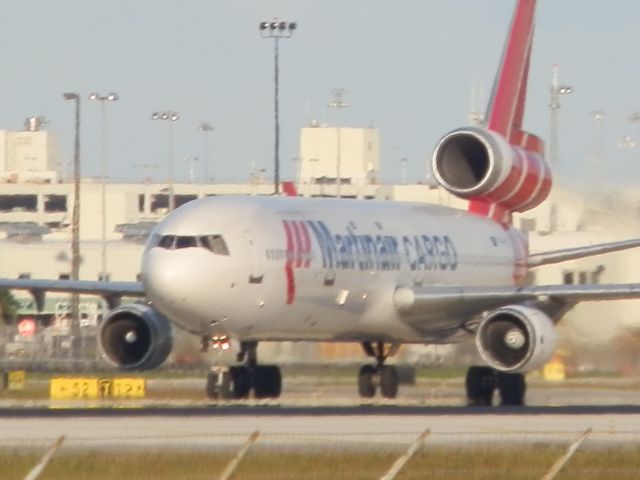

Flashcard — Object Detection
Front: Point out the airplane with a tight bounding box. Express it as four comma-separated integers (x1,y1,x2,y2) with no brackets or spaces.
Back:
3,0,640,406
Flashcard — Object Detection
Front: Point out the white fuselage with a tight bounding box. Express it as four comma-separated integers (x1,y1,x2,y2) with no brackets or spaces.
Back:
141,196,524,344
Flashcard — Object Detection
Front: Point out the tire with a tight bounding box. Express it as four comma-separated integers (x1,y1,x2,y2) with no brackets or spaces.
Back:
497,372,526,406
380,365,399,399
358,365,377,398
230,366,251,399
254,365,282,399
265,365,282,398
465,366,496,406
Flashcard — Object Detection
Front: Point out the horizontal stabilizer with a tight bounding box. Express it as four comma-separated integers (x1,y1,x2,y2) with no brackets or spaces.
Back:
526,239,640,268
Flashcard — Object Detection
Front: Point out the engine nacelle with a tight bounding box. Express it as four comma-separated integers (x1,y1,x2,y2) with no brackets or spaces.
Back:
476,305,557,373
431,127,551,213
98,303,173,370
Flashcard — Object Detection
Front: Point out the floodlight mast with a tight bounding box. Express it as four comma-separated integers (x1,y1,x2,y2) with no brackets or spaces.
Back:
152,111,180,211
259,19,297,195
63,92,81,347
88,92,119,281
549,65,573,165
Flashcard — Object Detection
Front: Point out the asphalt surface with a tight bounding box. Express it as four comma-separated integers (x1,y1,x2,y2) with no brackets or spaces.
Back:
2,406,640,451
1,377,640,450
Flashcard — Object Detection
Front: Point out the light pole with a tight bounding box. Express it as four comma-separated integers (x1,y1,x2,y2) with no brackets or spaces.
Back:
400,158,408,185
185,156,199,184
197,121,214,183
88,92,118,281
590,110,605,180
328,88,349,198
152,111,179,211
549,65,573,165
629,112,640,161
259,19,297,195
63,92,81,346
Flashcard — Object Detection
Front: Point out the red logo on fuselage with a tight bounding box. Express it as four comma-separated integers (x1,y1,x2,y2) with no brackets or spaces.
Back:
282,220,312,304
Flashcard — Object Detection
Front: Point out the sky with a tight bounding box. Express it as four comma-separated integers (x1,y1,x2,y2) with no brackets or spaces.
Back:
1,0,640,186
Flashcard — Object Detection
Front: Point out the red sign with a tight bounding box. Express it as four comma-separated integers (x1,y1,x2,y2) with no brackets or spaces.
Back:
18,318,36,337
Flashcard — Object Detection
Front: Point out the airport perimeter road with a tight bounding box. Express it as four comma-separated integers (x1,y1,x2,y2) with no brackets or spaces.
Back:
1,406,640,451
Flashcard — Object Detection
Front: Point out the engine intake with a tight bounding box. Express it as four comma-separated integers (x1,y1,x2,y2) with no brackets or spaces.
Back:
476,305,557,373
98,303,173,370
432,127,551,213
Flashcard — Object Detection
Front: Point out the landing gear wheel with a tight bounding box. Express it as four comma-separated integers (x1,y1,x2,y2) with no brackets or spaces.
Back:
254,365,282,399
230,366,251,399
358,342,401,398
380,365,399,399
497,372,526,406
465,366,496,406
206,370,233,400
358,365,376,398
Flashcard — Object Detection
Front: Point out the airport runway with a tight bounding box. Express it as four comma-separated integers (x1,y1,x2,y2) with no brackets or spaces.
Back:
2,405,640,451
1,378,640,451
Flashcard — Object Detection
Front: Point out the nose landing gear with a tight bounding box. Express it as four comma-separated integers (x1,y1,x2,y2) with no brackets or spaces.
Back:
205,340,282,400
357,342,400,399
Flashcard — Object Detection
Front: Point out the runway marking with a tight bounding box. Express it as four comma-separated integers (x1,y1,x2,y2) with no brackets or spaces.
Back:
23,435,65,480
541,428,592,480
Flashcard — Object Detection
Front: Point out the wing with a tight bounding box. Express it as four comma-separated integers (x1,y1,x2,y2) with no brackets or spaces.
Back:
526,239,640,268
0,278,145,311
393,283,640,318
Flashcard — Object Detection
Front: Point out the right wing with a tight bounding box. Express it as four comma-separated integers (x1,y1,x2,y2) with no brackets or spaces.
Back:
393,283,640,318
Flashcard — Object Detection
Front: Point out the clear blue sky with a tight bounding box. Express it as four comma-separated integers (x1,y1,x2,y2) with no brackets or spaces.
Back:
1,1,639,186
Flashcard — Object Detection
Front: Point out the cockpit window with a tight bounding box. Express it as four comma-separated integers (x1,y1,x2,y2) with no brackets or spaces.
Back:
158,235,176,249
200,235,230,255
155,233,229,255
175,236,197,249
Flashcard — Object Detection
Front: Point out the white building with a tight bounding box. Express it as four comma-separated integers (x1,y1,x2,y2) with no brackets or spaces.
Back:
0,118,58,184
298,124,379,189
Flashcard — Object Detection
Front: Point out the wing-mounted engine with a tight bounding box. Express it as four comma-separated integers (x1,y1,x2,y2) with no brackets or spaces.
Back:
98,303,173,370
475,304,557,372
432,126,551,218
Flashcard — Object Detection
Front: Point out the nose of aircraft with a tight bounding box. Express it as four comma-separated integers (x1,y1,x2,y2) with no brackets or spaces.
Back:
141,248,207,330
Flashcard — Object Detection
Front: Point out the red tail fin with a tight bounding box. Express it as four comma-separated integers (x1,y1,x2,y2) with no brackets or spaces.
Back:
431,0,550,225
486,0,536,144
469,0,548,223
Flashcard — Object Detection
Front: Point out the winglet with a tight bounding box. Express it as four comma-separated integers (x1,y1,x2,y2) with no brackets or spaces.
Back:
485,0,537,145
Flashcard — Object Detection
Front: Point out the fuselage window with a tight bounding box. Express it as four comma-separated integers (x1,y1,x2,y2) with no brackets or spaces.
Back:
200,235,230,256
158,235,176,249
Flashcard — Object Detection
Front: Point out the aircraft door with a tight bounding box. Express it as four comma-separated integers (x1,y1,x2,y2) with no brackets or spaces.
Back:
243,231,264,284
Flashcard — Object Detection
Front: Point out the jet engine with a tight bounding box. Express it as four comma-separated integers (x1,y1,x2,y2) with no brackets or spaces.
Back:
475,305,557,372
98,303,173,370
431,126,551,213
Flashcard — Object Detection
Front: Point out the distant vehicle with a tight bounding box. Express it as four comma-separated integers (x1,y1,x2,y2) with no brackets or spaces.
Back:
3,0,640,405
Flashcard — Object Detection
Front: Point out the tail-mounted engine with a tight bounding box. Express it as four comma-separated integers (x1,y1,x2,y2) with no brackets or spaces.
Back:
98,303,173,370
475,305,557,373
432,127,551,215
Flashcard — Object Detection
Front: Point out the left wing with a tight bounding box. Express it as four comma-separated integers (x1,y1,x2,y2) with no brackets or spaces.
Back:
393,283,640,317
0,278,145,311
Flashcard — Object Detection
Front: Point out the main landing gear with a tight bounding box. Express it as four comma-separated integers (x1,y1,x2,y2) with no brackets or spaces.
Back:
357,342,400,399
205,340,282,400
465,366,526,406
